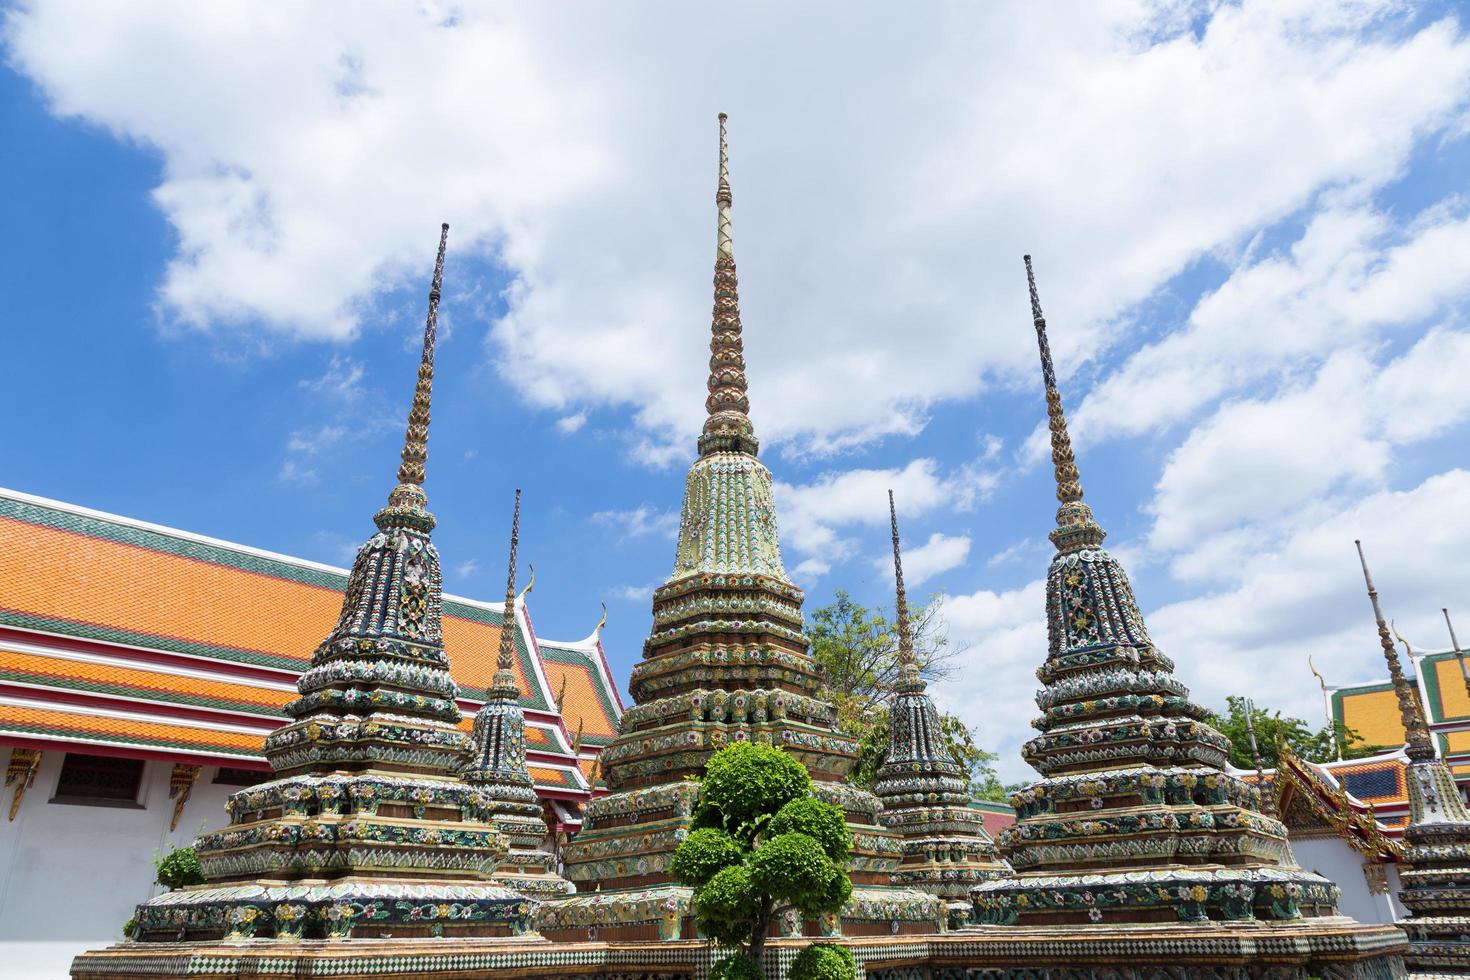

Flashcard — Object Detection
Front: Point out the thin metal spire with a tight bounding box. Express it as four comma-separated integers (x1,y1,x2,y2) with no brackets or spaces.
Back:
491,489,521,697
698,113,758,458
1355,540,1434,760
1446,609,1470,702
395,223,448,491
1023,255,1104,552
889,490,915,669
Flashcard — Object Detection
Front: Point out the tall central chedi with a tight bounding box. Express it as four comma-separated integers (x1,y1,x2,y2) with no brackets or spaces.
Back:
971,257,1338,926
541,115,940,943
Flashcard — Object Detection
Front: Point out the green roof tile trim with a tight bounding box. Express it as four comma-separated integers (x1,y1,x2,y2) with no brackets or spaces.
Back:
0,498,345,590
0,493,549,711
1415,650,1470,724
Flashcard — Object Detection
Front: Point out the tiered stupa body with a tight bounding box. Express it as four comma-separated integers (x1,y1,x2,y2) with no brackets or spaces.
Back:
1356,542,1470,974
462,491,575,900
971,257,1338,926
876,492,1009,926
129,227,532,942
539,115,940,943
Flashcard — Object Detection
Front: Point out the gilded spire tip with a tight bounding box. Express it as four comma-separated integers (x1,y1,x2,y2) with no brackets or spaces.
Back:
1024,255,1102,551
1355,540,1433,760
391,224,449,491
698,113,758,457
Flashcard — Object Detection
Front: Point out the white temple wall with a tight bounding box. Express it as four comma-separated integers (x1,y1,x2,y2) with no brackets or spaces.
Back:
1291,836,1405,925
0,754,236,979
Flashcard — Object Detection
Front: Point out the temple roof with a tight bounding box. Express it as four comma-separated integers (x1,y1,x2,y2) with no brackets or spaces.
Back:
0,486,620,798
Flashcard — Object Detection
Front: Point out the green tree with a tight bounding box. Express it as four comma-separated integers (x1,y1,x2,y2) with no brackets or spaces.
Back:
671,743,853,973
1208,696,1371,769
808,590,1009,799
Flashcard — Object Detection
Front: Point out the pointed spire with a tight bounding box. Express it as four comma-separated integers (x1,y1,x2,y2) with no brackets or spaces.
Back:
491,489,521,698
1445,609,1470,702
1355,540,1434,760
1023,255,1105,553
888,490,921,692
698,113,759,458
385,224,448,519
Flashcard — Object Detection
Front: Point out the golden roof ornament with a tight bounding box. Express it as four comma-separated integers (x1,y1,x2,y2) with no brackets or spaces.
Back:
1354,540,1435,761
1024,255,1106,554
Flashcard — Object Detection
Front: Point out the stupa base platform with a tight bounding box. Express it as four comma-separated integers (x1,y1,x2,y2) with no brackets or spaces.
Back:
71,919,1407,979
531,884,944,943
128,880,536,942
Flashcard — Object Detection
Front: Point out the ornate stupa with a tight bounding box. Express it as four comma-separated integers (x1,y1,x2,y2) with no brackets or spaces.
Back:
971,256,1338,927
127,225,533,942
876,491,1009,926
538,114,939,943
462,490,575,899
1355,541,1470,973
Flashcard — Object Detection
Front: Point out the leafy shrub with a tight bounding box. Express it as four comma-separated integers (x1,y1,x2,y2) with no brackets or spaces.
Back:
701,743,810,833
789,943,855,980
153,844,204,889
694,864,760,946
748,833,833,907
709,952,764,980
769,797,851,861
672,744,854,961
671,827,744,888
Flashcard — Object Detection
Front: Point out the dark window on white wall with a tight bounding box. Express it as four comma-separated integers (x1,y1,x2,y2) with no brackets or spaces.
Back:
51,753,144,807
212,766,268,786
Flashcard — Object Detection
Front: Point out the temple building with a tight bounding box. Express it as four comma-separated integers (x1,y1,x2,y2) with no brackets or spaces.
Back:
537,114,941,943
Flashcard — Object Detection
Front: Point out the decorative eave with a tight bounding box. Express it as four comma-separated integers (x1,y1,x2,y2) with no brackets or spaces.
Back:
1271,745,1405,862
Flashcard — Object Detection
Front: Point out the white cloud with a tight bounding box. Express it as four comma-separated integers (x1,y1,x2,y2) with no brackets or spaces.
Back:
555,411,588,434
1147,470,1470,746
590,504,679,541
7,2,1469,457
1149,327,1470,559
454,559,481,580
299,355,366,403
775,458,961,570
608,582,658,603
931,578,1048,781
874,532,971,588
1074,197,1470,447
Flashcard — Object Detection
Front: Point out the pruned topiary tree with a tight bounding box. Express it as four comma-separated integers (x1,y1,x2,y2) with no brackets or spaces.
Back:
671,743,853,972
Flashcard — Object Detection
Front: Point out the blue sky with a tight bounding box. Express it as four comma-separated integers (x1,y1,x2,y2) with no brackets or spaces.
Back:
4,1,1470,779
